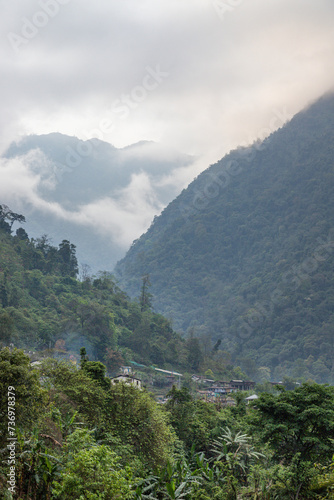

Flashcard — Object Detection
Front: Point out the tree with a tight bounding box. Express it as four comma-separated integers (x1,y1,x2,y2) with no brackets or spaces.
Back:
58,240,78,277
249,383,334,497
139,274,152,312
211,427,264,482
82,360,111,390
0,278,8,308
76,301,117,358
0,204,26,233
0,311,13,343
186,337,203,371
104,348,124,375
0,348,46,448
14,427,62,499
41,358,106,427
15,227,29,240
105,383,175,468
53,445,133,499
165,386,226,454
79,347,88,367
251,383,334,464
212,339,222,354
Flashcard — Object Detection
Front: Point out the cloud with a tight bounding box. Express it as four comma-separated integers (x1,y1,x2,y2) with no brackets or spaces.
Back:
1,0,333,160
0,149,165,249
76,171,164,247
1,0,334,257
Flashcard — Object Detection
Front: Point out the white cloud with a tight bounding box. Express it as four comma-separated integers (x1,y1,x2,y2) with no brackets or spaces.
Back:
1,0,333,158
76,172,164,247
0,151,165,249
1,0,334,256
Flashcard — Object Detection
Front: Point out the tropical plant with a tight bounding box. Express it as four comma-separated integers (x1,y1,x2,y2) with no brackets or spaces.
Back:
14,427,62,500
211,427,264,481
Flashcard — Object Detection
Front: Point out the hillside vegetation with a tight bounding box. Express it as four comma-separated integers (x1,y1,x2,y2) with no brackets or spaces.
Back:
0,204,246,381
1,348,334,499
115,93,334,384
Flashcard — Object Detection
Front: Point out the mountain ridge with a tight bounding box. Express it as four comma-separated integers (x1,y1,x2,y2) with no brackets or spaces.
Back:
115,92,334,383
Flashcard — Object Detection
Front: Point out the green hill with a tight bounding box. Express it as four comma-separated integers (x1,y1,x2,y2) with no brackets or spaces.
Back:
0,205,245,381
115,93,334,384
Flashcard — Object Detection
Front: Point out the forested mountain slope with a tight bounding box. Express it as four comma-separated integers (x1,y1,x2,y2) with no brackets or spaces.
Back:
115,93,334,383
0,208,214,376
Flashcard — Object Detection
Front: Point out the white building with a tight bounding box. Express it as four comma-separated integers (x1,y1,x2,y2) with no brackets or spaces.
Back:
111,374,142,389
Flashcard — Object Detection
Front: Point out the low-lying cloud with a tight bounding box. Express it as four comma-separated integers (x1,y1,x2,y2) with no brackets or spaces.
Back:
0,146,186,250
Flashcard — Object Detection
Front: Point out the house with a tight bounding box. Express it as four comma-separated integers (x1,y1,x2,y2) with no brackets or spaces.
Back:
229,380,256,391
245,394,259,404
111,374,142,389
206,385,233,396
191,375,215,384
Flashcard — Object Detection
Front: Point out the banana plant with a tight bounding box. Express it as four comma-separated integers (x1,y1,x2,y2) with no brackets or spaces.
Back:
15,427,62,500
50,407,84,442
135,457,201,500
134,474,159,499
211,427,264,480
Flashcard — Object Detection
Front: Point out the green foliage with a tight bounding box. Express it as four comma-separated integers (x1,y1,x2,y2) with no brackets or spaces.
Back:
82,360,111,389
105,382,175,468
14,427,62,500
0,311,13,343
211,427,264,483
247,383,334,497
0,214,203,372
166,386,229,454
140,273,152,312
41,358,107,427
310,456,334,498
0,348,46,448
1,196,334,498
249,383,334,465
0,204,25,234
134,453,226,500
57,240,78,278
0,354,333,500
53,445,133,499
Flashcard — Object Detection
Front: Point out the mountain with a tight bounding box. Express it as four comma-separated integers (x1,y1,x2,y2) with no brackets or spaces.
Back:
2,133,194,272
115,93,334,383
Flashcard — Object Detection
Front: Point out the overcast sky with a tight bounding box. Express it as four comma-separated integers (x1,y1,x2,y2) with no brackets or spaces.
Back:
1,0,334,258
2,0,333,155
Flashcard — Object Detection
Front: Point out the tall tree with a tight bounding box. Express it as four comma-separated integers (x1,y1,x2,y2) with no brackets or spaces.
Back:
139,274,152,312
0,204,25,233
58,240,78,277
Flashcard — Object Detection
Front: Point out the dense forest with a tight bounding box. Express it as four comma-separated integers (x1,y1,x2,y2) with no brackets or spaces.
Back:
0,203,248,381
115,93,334,384
1,348,334,498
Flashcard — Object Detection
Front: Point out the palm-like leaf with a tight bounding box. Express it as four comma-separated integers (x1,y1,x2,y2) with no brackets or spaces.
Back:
211,426,265,476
